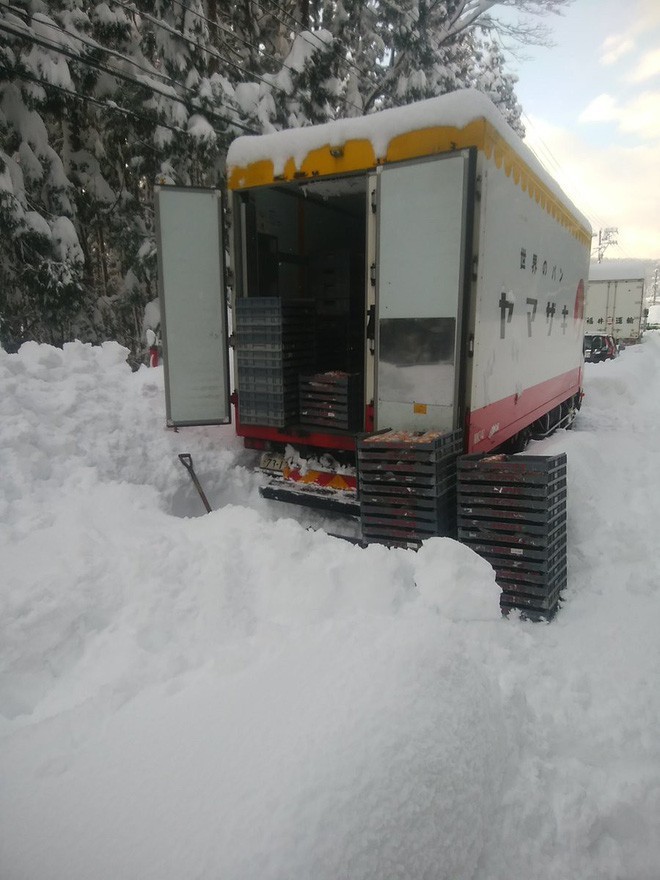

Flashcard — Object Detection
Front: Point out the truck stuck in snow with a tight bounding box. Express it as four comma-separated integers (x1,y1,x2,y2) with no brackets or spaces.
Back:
155,90,591,511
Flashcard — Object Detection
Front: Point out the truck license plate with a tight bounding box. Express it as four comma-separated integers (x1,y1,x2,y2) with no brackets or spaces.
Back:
260,451,285,473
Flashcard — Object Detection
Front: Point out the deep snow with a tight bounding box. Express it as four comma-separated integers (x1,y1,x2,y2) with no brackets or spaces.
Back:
1,336,660,879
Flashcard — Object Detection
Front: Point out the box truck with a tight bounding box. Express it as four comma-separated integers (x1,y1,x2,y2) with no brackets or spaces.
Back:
155,90,591,510
586,260,646,344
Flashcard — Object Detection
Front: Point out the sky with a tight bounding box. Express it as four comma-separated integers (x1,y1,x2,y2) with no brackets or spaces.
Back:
508,0,660,261
3,334,660,879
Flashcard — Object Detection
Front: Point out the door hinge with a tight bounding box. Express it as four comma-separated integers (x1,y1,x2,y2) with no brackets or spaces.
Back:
370,262,376,287
370,188,377,214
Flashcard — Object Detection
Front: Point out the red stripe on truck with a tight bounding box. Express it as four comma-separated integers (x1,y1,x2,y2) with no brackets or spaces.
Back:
235,404,358,452
468,367,582,453
237,368,583,456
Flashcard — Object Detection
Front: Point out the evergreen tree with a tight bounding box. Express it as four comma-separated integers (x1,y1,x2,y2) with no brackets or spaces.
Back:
0,8,85,351
473,37,525,136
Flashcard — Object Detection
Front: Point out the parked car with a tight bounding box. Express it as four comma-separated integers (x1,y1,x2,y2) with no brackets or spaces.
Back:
584,335,608,363
584,334,618,362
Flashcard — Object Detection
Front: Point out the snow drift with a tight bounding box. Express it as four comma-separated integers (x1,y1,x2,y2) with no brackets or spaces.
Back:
2,336,660,879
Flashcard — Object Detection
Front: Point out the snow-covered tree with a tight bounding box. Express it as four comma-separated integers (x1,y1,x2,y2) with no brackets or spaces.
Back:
0,10,85,350
275,0,567,119
473,37,525,136
0,1,239,355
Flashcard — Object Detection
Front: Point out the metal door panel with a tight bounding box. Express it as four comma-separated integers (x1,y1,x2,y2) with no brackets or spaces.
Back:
376,154,469,431
156,186,231,426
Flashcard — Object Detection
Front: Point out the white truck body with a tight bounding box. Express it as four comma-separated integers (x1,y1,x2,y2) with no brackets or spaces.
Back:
155,91,591,460
586,260,646,343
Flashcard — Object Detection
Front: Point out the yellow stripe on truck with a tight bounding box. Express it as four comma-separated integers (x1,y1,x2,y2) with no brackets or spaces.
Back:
228,119,590,247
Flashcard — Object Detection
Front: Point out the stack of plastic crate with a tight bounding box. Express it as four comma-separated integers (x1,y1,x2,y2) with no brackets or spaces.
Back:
457,453,567,620
357,429,463,549
299,371,362,432
235,297,314,426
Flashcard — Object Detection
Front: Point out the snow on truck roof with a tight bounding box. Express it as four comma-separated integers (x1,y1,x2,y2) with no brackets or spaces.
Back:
589,260,646,282
227,89,591,243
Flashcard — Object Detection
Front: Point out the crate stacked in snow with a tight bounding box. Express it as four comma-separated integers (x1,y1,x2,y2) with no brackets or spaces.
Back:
457,453,567,620
357,429,463,549
235,297,315,427
299,371,362,432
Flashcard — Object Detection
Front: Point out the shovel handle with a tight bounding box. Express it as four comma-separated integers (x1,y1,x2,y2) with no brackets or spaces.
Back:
178,453,194,473
178,453,212,514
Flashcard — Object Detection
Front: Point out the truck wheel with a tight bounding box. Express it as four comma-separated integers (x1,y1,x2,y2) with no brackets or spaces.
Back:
501,427,531,454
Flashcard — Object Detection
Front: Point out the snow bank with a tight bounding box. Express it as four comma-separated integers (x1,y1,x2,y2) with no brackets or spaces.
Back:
2,337,660,879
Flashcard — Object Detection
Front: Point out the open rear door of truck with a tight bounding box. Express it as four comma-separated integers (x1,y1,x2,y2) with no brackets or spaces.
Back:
374,151,473,433
155,185,231,427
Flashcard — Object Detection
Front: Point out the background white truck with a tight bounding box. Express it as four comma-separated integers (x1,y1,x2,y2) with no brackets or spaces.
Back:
155,90,591,506
586,260,646,344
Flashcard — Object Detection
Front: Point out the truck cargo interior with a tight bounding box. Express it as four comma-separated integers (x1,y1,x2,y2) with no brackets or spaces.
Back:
233,174,367,436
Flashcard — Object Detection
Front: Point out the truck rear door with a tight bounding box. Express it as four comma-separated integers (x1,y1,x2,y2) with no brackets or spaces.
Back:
374,151,473,432
155,186,231,427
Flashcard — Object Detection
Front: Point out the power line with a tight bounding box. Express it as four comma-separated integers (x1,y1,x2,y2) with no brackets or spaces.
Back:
114,0,367,118
167,0,366,116
520,110,614,232
521,113,562,174
0,0,219,110
168,0,246,64
0,1,370,149
2,2,174,88
2,64,192,142
0,14,255,134
524,131,635,259
257,0,371,81
112,0,293,103
252,0,485,114
2,11,253,133
168,0,267,64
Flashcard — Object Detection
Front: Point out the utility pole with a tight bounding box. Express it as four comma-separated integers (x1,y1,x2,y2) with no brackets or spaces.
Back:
653,268,658,305
592,227,618,262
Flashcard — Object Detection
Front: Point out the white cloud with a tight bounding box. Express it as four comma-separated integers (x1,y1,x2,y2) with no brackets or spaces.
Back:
611,0,660,38
617,92,660,138
601,36,635,65
579,94,618,123
600,0,660,66
524,115,660,259
578,91,660,140
635,0,660,30
629,48,660,83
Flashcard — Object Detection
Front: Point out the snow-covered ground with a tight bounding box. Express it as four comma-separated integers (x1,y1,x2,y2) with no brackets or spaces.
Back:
2,336,660,880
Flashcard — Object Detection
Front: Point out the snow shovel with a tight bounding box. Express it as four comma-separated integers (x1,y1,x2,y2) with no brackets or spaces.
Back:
178,453,212,514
